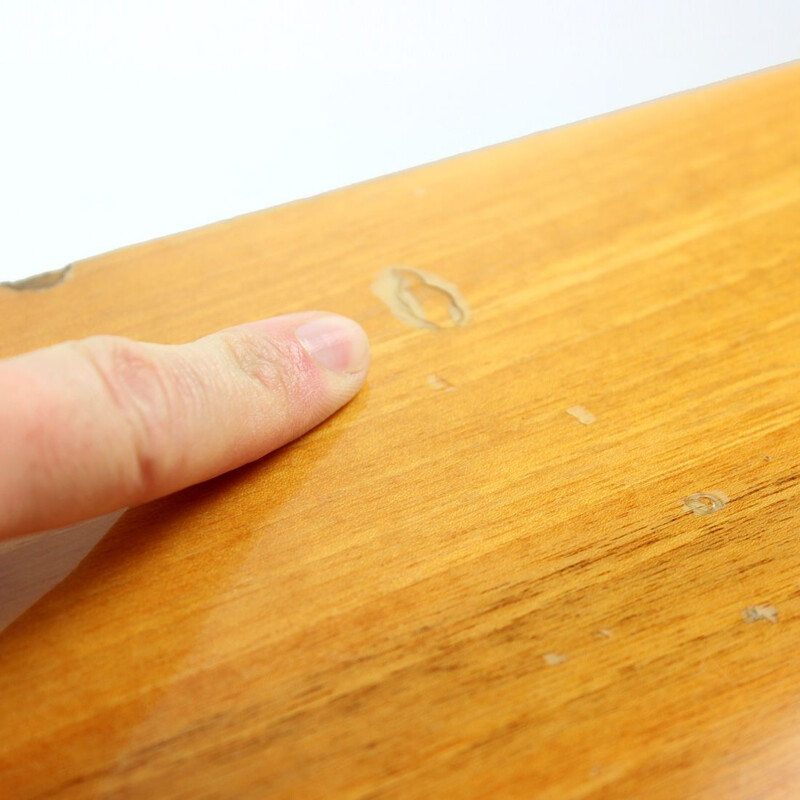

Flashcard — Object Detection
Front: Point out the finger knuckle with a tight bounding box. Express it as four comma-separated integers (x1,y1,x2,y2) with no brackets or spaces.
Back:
72,336,177,496
218,327,295,404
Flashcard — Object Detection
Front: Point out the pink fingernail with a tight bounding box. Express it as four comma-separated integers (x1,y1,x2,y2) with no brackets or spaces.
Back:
295,315,370,374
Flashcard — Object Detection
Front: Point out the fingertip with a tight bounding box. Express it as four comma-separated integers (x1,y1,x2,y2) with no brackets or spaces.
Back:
294,314,370,376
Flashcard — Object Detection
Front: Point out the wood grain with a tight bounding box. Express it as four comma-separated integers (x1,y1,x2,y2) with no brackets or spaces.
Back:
2,64,800,798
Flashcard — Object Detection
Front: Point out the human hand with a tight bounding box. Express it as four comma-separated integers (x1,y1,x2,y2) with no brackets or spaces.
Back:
0,312,369,541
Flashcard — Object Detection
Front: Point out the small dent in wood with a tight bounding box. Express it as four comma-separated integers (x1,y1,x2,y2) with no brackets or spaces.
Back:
2,264,72,291
543,652,568,666
682,491,728,515
372,266,470,331
741,604,778,624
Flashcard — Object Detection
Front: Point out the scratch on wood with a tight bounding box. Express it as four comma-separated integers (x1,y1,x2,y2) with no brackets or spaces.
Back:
2,264,72,291
543,652,568,666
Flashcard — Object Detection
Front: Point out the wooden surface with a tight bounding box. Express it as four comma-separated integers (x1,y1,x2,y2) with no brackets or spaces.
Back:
2,64,800,798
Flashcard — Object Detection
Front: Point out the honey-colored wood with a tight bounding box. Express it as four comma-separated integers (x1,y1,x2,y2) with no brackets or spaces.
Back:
2,64,800,798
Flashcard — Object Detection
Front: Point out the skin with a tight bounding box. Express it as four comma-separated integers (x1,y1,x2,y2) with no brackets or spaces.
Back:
0,312,370,541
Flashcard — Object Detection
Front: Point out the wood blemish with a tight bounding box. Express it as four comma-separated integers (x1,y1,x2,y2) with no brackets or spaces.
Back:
741,605,778,623
372,266,470,331
427,374,456,392
2,264,72,291
566,405,596,425
682,491,729,515
543,652,568,666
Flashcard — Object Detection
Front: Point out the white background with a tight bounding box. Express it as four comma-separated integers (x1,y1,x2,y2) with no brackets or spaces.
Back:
1,1,799,282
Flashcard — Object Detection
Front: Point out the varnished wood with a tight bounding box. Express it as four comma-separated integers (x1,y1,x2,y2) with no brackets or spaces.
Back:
2,64,800,798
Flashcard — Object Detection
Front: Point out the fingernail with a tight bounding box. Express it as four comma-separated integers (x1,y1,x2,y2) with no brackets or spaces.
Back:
295,315,370,374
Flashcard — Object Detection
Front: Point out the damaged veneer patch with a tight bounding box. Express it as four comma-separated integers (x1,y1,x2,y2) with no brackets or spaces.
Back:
2,264,72,291
682,491,729,515
372,266,470,330
566,406,596,425
427,374,456,392
741,605,778,623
